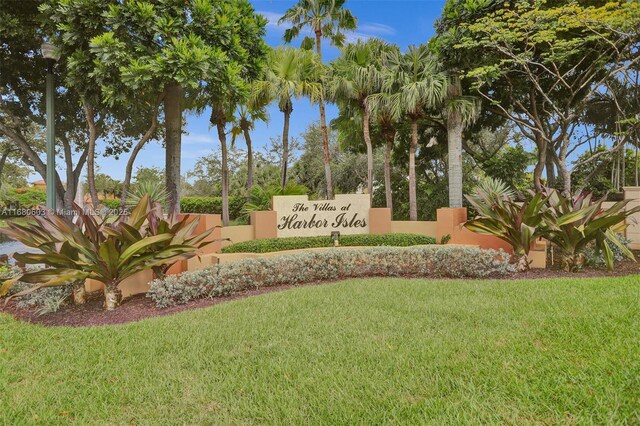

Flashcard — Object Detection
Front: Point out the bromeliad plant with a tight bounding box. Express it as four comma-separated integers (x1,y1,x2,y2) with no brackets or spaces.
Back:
464,178,549,271
542,189,639,272
0,195,213,310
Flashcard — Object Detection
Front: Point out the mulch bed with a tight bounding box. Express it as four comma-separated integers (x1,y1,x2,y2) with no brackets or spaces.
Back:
2,264,639,328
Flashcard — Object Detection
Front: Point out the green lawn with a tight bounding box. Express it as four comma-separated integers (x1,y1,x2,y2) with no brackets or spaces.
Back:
1,277,639,424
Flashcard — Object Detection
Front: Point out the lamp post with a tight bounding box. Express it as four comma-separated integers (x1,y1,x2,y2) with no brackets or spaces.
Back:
41,42,60,211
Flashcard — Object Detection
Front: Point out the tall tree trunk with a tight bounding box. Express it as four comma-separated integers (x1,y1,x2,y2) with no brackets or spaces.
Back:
243,125,254,190
409,118,418,221
446,76,463,208
558,137,571,196
0,150,9,191
216,120,230,226
84,103,100,208
120,94,163,210
281,107,291,188
362,102,374,201
315,31,333,199
383,128,395,214
0,120,66,203
545,144,556,187
165,82,183,217
533,132,546,192
61,136,76,209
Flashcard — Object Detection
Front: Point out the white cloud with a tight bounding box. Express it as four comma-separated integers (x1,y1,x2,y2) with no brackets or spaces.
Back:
257,11,285,29
358,22,396,36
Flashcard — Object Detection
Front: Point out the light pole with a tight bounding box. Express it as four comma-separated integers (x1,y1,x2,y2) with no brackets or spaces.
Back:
41,42,60,211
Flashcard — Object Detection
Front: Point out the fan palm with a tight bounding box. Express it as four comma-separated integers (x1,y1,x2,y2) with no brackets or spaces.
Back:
329,39,391,201
229,100,269,191
253,47,324,188
279,0,357,199
380,45,448,220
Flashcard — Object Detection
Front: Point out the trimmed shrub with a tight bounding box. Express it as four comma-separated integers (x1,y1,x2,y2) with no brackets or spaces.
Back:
148,246,515,308
222,233,436,253
181,197,245,219
1,187,46,210
100,199,121,209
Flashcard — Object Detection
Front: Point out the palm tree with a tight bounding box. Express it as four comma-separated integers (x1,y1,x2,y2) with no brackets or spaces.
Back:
381,45,448,221
279,0,357,199
329,39,390,201
209,103,234,226
368,89,399,214
444,74,480,208
229,102,268,191
253,47,324,188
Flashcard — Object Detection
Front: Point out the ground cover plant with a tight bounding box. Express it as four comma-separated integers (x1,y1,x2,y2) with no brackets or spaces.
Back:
1,276,639,424
222,233,436,253
149,246,513,307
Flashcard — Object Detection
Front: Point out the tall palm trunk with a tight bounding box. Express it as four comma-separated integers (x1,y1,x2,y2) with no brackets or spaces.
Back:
281,105,292,187
447,76,464,208
242,123,254,190
362,102,374,201
409,118,418,221
84,103,99,208
215,118,230,226
383,127,395,214
165,82,183,217
315,31,333,199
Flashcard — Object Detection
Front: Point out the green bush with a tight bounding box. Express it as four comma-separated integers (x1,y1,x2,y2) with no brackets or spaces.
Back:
222,233,436,253
99,199,121,209
1,187,46,210
181,197,245,219
148,246,515,308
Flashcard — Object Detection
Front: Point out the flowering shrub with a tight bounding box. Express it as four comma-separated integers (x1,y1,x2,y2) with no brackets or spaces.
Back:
148,246,515,308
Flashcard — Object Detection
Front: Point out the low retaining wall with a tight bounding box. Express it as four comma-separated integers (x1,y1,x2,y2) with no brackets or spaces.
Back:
84,204,553,297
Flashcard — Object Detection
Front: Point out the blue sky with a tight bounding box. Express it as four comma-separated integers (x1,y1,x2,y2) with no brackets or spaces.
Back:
88,0,447,181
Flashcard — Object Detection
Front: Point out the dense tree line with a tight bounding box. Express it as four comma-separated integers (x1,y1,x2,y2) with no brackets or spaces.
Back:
1,0,639,223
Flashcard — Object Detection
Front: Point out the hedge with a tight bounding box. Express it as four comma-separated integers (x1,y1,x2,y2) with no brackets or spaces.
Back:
180,197,245,218
99,199,121,209
148,246,515,308
222,233,436,253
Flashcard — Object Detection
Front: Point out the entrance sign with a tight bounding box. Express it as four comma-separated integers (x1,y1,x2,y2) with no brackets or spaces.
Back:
272,194,370,238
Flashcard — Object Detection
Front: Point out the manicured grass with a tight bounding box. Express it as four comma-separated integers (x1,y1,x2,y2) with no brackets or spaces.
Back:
1,277,639,424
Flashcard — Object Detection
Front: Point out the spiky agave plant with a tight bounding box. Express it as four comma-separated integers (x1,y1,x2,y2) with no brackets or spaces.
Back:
0,195,213,310
125,179,169,209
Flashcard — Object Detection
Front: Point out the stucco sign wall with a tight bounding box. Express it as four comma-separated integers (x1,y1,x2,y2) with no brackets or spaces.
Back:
272,194,370,238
